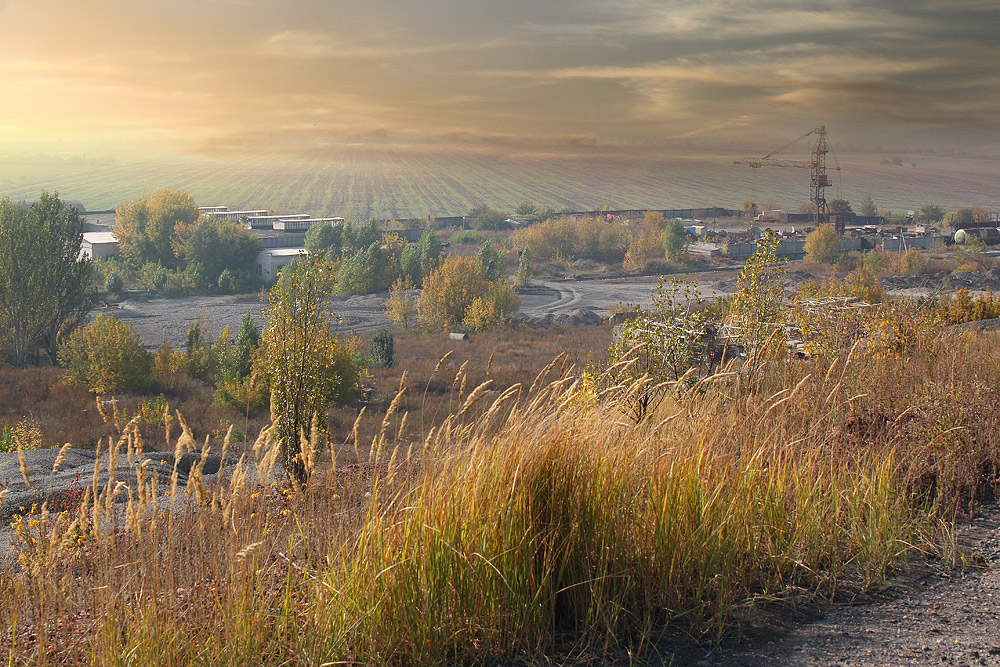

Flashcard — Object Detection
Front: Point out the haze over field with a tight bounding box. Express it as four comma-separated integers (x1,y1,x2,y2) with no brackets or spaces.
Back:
1,0,998,157
2,146,999,220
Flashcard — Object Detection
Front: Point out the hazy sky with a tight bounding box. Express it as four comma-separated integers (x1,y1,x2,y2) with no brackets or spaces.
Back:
1,0,998,154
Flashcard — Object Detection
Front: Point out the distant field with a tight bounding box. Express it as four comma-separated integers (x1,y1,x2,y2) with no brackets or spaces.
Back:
1,143,997,220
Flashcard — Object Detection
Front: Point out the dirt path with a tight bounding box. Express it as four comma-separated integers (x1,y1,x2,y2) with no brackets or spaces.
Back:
702,503,1000,667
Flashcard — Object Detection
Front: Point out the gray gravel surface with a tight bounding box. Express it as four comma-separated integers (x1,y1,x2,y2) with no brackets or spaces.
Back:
0,447,257,564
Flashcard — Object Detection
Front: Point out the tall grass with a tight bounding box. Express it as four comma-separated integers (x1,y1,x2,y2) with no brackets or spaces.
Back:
6,329,1000,665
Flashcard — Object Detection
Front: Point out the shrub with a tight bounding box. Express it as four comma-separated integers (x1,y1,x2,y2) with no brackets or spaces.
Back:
417,256,520,332
369,329,396,368
450,230,486,245
103,271,124,293
804,223,842,265
59,314,151,394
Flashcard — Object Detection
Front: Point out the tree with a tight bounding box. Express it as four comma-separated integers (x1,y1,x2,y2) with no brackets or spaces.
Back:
468,205,509,231
343,219,382,252
662,219,689,261
176,217,262,289
858,195,877,218
515,203,535,216
516,246,533,287
59,314,151,394
417,255,520,331
920,205,945,222
416,227,443,278
385,277,416,328
368,329,395,368
114,188,199,268
943,209,975,228
828,199,853,216
725,230,786,370
804,223,842,265
305,220,344,256
606,278,709,420
398,245,422,286
230,311,261,381
476,239,507,282
260,258,361,482
336,243,391,295
0,192,94,366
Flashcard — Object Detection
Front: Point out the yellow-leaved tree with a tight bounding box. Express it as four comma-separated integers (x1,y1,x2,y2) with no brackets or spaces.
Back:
259,258,361,482
417,255,520,332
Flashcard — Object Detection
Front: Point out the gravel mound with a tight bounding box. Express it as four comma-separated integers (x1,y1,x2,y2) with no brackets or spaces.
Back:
883,269,1000,292
508,307,603,328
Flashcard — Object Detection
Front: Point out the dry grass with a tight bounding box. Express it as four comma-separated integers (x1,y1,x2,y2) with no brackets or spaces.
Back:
3,321,1000,665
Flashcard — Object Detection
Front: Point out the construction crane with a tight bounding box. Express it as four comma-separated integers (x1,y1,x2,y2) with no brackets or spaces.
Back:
734,126,843,233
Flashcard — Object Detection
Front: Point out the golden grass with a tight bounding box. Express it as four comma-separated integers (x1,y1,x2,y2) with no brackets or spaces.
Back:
4,327,1000,665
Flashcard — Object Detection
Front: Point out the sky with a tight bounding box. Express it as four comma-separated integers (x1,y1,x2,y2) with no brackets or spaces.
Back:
1,0,998,156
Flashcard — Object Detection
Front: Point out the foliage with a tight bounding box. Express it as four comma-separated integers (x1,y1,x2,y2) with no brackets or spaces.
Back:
174,217,262,290
417,255,520,332
858,195,877,217
368,329,396,368
336,244,392,296
449,230,486,245
468,205,509,231
662,219,689,261
0,417,43,453
828,199,853,216
385,277,416,329
139,263,168,291
920,205,945,222
230,312,261,382
513,215,626,265
804,223,842,264
0,192,95,366
260,258,361,482
937,288,1000,325
476,239,507,282
393,245,419,287
103,271,124,293
59,314,151,394
725,230,786,368
343,220,383,253
113,188,199,268
305,220,345,256
943,208,974,228
898,248,929,276
605,278,709,419
416,227,443,279
954,236,991,272
515,246,533,287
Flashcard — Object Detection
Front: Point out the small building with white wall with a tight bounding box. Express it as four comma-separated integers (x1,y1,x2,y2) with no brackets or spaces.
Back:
256,247,306,283
80,232,119,260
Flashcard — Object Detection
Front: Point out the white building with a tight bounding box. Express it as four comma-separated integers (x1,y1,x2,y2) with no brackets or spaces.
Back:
256,248,306,282
80,232,119,260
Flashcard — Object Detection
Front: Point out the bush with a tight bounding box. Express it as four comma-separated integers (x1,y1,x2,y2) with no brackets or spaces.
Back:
104,271,124,293
804,224,842,265
450,230,486,245
468,206,509,231
59,314,151,394
417,256,520,332
369,329,396,368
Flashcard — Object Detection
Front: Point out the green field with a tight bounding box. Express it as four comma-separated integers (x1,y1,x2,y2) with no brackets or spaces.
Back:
1,143,997,219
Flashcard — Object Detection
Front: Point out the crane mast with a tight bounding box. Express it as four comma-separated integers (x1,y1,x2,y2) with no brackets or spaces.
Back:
735,126,842,233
